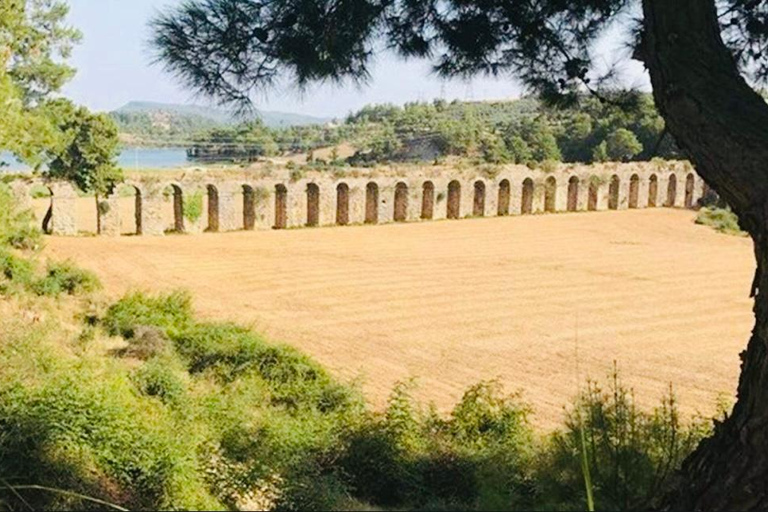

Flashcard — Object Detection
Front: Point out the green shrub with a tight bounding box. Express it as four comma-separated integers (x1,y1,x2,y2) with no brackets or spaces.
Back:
183,191,204,223
0,249,35,286
103,290,194,338
534,373,711,511
0,329,221,511
0,186,42,250
120,326,172,360
33,260,102,296
695,207,745,236
133,356,187,405
341,381,535,510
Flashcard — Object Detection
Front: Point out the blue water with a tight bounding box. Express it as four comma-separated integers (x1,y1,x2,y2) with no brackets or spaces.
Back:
1,147,191,172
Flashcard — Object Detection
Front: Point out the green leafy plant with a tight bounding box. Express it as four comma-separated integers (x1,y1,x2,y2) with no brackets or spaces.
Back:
183,191,204,223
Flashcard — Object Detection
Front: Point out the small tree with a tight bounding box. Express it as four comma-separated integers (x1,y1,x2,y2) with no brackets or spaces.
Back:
505,135,533,165
605,128,643,162
43,99,123,233
592,141,609,163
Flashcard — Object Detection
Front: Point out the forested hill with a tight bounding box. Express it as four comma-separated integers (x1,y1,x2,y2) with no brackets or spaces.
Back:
183,94,683,165
111,101,331,146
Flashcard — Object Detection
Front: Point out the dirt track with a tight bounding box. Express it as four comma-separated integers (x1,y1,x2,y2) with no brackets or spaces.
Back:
44,208,754,427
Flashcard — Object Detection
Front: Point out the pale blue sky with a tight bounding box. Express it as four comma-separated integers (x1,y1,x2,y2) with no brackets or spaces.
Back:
61,0,648,118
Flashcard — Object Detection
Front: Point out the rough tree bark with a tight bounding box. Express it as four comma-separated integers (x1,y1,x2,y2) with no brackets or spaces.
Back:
640,0,768,510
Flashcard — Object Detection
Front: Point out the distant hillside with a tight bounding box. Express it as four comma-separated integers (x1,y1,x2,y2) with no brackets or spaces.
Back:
114,101,330,128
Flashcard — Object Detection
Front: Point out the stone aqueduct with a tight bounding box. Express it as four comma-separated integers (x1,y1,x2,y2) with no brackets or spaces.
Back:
7,162,706,237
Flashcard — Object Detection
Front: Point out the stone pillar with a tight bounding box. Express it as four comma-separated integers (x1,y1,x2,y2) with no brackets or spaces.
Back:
577,176,590,211
432,179,449,220
509,178,523,216
217,183,239,232
319,181,336,227
638,175,650,209
408,180,421,222
617,176,630,210
252,185,272,230
141,185,166,236
49,182,77,236
555,178,568,212
99,193,121,237
349,182,366,225
533,179,546,214
379,181,394,224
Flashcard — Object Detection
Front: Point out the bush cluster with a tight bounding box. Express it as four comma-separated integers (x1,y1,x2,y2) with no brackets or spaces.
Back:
1,291,715,512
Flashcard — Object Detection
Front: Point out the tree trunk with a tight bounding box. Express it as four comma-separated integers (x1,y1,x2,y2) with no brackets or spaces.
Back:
640,1,768,509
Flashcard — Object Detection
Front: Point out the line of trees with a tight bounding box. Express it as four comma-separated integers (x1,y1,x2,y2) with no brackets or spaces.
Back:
183,94,681,166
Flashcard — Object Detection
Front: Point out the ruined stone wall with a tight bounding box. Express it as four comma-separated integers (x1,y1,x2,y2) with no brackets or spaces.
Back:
10,161,705,237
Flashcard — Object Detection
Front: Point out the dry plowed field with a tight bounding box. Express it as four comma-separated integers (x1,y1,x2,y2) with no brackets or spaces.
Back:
45,208,754,427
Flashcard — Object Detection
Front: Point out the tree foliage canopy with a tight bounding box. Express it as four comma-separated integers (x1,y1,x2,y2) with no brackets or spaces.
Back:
151,0,768,109
42,99,122,195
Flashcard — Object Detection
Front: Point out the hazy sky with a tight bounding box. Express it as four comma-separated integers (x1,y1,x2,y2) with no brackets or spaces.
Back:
62,0,648,118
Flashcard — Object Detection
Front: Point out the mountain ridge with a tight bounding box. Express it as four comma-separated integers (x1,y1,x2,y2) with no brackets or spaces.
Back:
114,101,332,128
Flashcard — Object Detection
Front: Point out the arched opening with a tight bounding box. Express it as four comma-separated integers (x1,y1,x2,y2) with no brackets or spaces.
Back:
608,175,620,210
567,176,579,212
243,185,256,230
473,181,486,217
336,183,349,226
685,173,695,208
164,184,185,233
521,178,534,214
422,181,435,220
365,182,379,224
588,177,599,211
498,179,511,216
207,185,220,232
447,181,461,219
666,174,678,207
394,182,409,222
274,184,288,229
306,183,320,227
629,174,640,209
117,184,142,236
30,185,53,234
648,174,659,207
544,176,557,213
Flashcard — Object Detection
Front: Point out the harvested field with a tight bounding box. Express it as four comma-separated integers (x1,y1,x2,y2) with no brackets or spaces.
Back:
44,206,754,428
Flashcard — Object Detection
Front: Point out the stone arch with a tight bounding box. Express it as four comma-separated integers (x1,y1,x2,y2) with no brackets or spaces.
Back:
118,184,143,235
274,184,288,229
365,182,379,224
307,183,320,227
242,185,256,230
648,174,659,207
629,174,640,209
588,177,599,211
164,184,185,233
666,174,678,207
498,179,511,216
207,184,220,232
685,173,695,208
421,181,435,220
447,180,461,219
336,183,350,226
473,181,486,217
394,182,409,222
544,176,557,213
567,176,579,212
521,178,534,214
608,175,620,210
